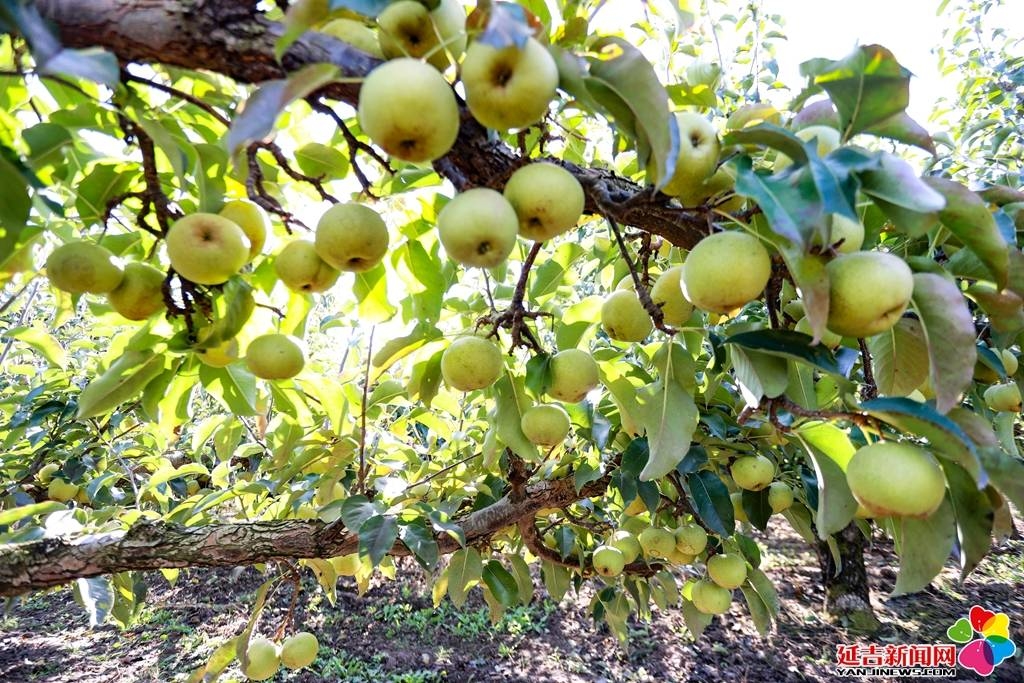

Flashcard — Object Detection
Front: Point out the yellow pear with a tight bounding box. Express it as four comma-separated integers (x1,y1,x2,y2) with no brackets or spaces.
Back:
681,231,771,313
601,290,652,342
166,213,250,285
107,262,165,320
46,241,124,294
314,203,389,272
218,199,268,261
440,336,503,391
274,240,340,293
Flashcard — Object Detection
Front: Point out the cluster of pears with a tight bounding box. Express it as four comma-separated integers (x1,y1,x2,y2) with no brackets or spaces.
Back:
439,337,599,447
979,348,1022,413
350,0,560,163
242,631,319,680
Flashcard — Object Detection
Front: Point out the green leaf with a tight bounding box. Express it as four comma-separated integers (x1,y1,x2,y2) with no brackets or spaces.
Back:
0,152,30,251
507,553,534,606
226,64,340,153
353,263,397,322
730,346,789,406
541,561,571,602
861,397,984,483
865,111,936,154
803,45,911,138
680,593,714,639
866,318,929,397
910,274,977,414
198,363,258,416
726,329,844,376
747,567,780,615
924,177,1009,288
328,0,391,16
795,423,858,538
941,462,993,580
732,157,821,247
482,560,519,607
741,489,772,531
858,153,945,229
477,1,534,49
778,248,831,344
493,373,540,461
3,324,67,368
739,584,772,635
77,350,167,419
400,518,439,570
976,447,1024,512
686,470,735,537
524,352,552,397
887,497,956,596
635,379,698,481
585,37,678,190
74,577,113,627
0,501,66,526
722,123,807,162
74,163,134,227
341,495,382,530
447,547,483,608
358,515,399,565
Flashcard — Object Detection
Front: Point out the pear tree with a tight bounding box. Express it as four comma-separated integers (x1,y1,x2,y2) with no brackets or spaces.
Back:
0,1,1022,676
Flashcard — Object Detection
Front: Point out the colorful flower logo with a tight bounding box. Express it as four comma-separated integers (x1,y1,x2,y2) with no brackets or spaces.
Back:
946,605,1017,676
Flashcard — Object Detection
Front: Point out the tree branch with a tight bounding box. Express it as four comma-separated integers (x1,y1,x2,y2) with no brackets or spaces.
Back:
33,0,712,249
0,472,610,597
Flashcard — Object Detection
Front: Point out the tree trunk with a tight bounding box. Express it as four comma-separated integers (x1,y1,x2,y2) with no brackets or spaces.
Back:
816,522,881,633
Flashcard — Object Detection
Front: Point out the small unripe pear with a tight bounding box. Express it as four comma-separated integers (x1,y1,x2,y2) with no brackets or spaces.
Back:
601,290,652,342
243,637,280,681
638,527,676,558
730,455,775,491
315,203,389,273
592,545,626,577
691,579,732,615
674,523,708,555
520,404,571,447
440,336,503,391
707,552,747,589
274,240,340,293
984,382,1022,413
107,262,166,320
46,241,124,294
280,631,319,670
245,334,305,380
650,265,693,325
608,529,641,564
547,349,599,402
767,481,794,513
47,478,79,502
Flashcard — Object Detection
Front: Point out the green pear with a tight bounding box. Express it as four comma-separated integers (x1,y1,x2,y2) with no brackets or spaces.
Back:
659,112,720,197
245,334,305,380
731,455,774,491
377,0,466,70
601,290,652,342
608,529,641,564
638,527,676,558
320,17,383,57
166,213,250,285
681,231,771,313
315,203,389,272
440,336,503,391
37,463,59,485
691,579,731,615
767,481,794,513
731,492,748,523
1001,349,1019,376
196,338,239,368
243,636,280,681
274,240,340,293
829,213,865,253
461,37,558,131
676,167,742,211
726,103,782,130
503,162,585,241
592,545,626,577
826,251,913,338
650,265,693,325
47,478,79,502
674,523,708,555
357,58,459,163
547,348,600,402
280,631,319,670
521,404,571,447
984,382,1021,412
218,199,268,261
706,553,747,589
46,241,124,294
107,262,165,320
846,442,946,518
437,188,518,268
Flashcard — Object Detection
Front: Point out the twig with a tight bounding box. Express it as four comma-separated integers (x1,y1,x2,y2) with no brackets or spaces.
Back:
273,562,303,641
476,242,550,352
0,280,40,368
246,144,306,232
406,452,481,489
858,338,878,400
358,326,375,495
252,140,338,204
310,99,392,197
123,72,231,127
607,217,676,335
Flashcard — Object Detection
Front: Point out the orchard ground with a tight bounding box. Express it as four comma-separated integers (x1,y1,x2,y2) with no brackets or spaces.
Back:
3,521,1021,683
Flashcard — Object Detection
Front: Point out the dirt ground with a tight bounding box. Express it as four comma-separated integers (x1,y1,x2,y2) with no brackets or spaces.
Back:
2,519,1022,683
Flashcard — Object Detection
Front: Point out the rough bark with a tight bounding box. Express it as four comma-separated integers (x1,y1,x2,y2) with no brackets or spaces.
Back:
0,474,608,597
33,0,711,248
815,522,881,632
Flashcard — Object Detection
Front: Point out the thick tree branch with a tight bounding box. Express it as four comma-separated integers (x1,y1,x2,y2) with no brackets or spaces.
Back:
34,0,711,248
0,472,609,597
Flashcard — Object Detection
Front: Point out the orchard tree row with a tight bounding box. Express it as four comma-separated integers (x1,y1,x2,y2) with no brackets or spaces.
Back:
0,0,1022,679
